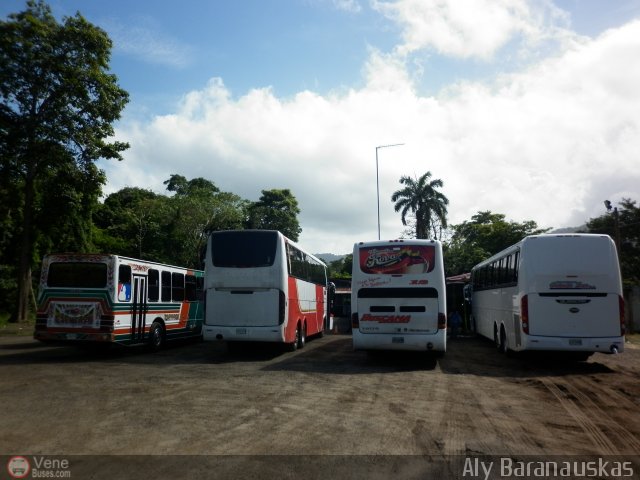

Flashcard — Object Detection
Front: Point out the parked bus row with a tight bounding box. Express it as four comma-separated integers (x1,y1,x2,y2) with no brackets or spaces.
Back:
34,232,625,359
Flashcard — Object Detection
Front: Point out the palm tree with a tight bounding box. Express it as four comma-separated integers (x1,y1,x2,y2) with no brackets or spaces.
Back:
391,172,449,239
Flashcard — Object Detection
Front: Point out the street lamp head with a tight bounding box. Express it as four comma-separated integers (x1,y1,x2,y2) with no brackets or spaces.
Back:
376,143,405,151
604,200,612,211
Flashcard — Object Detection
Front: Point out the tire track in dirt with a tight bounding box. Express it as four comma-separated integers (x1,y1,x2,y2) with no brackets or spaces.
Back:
561,377,640,454
467,379,547,456
540,377,619,455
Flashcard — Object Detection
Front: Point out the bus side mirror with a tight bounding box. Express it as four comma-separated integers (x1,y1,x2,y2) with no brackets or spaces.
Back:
463,284,472,303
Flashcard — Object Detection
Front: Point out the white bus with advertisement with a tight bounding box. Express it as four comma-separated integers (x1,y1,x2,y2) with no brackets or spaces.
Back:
350,239,447,354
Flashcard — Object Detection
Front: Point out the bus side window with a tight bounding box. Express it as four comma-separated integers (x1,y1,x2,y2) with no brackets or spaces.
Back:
148,269,159,302
172,272,185,301
161,271,171,302
118,265,132,302
196,276,204,301
185,274,197,301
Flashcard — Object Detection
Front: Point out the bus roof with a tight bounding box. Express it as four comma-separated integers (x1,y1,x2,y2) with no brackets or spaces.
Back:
471,233,615,271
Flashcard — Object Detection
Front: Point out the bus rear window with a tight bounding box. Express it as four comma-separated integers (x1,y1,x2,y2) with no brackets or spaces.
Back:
211,231,278,268
47,262,108,288
359,245,436,274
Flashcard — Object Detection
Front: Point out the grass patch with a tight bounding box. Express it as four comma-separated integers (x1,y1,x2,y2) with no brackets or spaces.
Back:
0,312,35,337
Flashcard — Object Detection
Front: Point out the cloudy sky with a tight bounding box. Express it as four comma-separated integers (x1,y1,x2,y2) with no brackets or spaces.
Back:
3,0,640,255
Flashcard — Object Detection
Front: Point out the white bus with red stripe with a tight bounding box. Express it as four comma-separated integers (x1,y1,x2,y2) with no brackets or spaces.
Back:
203,230,328,351
351,239,447,354
469,234,625,359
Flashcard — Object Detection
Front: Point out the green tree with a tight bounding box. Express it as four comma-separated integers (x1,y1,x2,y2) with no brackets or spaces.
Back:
164,175,247,268
0,1,129,322
93,187,168,260
445,211,549,276
246,188,302,241
391,172,449,239
327,254,353,279
94,177,248,269
585,198,640,287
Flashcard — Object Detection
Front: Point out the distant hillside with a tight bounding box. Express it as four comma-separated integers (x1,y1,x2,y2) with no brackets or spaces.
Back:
550,225,586,234
315,253,347,264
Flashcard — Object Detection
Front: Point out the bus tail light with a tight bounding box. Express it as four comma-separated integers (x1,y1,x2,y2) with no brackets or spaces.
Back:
437,313,446,330
521,295,529,334
619,295,626,336
279,290,286,325
351,312,359,329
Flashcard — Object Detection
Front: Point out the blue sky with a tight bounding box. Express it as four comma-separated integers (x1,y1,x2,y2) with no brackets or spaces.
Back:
3,0,640,254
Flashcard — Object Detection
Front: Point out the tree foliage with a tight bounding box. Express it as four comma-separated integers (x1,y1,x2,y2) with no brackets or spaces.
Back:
391,172,449,239
163,175,247,268
93,176,248,270
327,254,353,279
584,198,640,287
0,0,129,321
445,211,549,276
246,188,302,241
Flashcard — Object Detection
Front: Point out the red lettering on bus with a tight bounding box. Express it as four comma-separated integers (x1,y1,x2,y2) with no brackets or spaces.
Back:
362,314,411,323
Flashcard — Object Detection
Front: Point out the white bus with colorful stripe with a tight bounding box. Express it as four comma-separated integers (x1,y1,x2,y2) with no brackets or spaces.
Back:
203,230,328,351
35,254,204,349
351,239,447,354
469,234,625,359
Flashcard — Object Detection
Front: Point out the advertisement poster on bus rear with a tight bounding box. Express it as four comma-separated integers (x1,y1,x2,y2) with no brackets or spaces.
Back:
359,245,435,274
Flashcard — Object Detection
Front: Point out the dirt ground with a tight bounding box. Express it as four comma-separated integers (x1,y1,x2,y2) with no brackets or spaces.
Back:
1,331,639,479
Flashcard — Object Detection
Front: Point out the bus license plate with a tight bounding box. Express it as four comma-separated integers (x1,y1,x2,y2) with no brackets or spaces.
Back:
236,328,247,335
569,339,582,346
66,333,79,340
392,337,404,344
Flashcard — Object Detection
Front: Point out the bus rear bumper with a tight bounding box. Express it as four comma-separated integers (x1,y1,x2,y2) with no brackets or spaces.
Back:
352,330,446,352
203,325,284,343
520,335,625,354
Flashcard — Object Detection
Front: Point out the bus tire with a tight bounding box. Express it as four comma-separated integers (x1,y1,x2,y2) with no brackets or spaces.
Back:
297,322,306,349
499,325,508,355
287,324,301,352
148,321,165,352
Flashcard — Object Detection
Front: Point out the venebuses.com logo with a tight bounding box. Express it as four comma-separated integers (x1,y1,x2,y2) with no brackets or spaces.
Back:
6,455,71,479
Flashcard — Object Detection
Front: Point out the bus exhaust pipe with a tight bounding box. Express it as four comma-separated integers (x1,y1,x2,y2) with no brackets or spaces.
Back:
610,345,619,354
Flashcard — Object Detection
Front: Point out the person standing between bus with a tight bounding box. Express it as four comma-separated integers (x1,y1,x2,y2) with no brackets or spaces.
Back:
449,310,462,338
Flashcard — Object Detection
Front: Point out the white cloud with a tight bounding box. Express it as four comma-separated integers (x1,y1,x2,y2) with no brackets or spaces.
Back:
107,12,640,255
371,0,573,59
105,16,194,68
333,0,363,13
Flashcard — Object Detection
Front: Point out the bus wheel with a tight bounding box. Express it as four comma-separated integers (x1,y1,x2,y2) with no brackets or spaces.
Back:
148,322,165,352
297,322,306,349
499,326,508,355
286,324,300,352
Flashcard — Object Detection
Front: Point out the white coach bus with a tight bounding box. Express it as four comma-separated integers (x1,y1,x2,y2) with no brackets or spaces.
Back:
203,230,328,351
469,234,625,358
351,239,447,353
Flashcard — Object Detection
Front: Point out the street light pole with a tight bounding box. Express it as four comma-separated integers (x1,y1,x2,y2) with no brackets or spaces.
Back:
376,143,404,240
